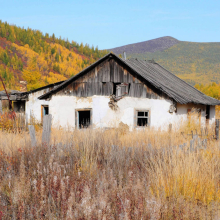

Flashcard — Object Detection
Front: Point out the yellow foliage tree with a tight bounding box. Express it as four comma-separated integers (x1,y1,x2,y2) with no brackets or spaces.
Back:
22,58,45,91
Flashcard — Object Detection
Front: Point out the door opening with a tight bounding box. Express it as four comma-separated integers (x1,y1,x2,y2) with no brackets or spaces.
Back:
78,110,91,129
41,105,49,122
206,105,210,120
43,106,49,115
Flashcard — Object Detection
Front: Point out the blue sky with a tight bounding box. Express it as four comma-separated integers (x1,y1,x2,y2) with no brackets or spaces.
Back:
0,0,220,49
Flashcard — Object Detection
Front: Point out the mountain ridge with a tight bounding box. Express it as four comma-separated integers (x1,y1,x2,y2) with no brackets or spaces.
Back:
108,36,179,55
108,37,220,86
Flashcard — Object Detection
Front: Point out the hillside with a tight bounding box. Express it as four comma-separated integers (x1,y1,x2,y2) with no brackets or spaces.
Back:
0,21,108,91
109,37,220,86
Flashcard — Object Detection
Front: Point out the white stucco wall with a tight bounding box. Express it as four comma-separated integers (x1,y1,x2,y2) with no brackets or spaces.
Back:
25,89,50,122
210,105,216,124
175,103,215,126
46,95,215,130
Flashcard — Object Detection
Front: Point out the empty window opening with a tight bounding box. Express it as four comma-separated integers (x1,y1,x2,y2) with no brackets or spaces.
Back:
78,110,91,129
13,101,25,112
206,105,210,120
137,111,149,126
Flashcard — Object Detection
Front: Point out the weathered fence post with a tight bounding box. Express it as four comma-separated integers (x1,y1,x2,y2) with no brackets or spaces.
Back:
25,113,28,131
28,125,37,147
42,114,52,146
215,119,219,140
0,100,2,114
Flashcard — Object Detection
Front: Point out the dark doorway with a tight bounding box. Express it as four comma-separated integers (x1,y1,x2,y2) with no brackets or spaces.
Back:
41,105,49,122
78,110,91,128
206,105,210,120
43,106,49,115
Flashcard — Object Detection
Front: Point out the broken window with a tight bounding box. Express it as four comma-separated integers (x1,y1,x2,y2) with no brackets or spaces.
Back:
13,101,25,113
77,110,91,129
113,83,129,98
136,110,149,127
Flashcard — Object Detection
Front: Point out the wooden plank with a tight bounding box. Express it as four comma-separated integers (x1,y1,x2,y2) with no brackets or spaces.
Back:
42,114,52,145
108,82,113,95
86,82,91,96
142,85,147,98
123,69,128,83
0,100,2,114
93,68,98,82
106,61,110,82
28,125,37,147
110,60,114,82
98,82,102,95
119,66,124,82
127,71,133,83
114,61,118,82
137,84,143,97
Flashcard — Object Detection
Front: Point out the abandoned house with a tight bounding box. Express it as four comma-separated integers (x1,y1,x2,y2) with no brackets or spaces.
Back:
1,52,220,129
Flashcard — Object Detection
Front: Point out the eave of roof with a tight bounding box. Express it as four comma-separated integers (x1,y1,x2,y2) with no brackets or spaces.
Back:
22,80,65,96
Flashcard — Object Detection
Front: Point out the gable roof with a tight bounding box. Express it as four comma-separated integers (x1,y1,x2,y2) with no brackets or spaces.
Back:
39,53,220,105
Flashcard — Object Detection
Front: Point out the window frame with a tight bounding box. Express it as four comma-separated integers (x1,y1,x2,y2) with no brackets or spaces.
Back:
115,83,129,99
134,109,150,127
75,108,93,129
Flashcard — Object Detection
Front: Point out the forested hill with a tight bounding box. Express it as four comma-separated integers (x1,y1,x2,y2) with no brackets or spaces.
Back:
109,37,220,86
0,21,108,91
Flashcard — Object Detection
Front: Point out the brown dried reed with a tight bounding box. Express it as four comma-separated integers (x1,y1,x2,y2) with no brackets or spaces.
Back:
0,114,220,219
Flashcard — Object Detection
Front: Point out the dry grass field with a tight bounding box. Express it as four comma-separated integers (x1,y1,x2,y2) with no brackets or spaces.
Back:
0,114,220,219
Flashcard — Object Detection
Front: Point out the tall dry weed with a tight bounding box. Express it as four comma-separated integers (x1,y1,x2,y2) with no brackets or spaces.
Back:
0,116,220,219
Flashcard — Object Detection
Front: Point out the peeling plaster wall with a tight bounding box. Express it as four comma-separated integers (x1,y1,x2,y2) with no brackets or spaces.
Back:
25,89,50,122
176,103,215,126
47,95,215,130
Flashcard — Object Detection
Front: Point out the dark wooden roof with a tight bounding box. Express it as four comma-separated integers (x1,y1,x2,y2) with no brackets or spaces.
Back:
39,53,220,105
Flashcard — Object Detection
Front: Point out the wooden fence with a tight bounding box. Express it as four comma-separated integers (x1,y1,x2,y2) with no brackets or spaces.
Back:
176,119,220,140
28,114,52,147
